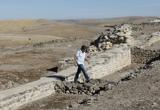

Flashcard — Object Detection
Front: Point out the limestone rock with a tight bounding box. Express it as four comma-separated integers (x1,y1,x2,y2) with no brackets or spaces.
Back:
88,45,98,55
55,79,117,96
89,24,133,54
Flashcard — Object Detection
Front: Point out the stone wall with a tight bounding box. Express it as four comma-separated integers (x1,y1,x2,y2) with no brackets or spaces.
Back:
0,78,57,110
0,24,133,110
61,44,131,81
0,44,131,110
88,44,131,79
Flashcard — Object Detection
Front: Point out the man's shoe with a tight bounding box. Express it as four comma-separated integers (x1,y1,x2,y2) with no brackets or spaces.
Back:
86,80,90,83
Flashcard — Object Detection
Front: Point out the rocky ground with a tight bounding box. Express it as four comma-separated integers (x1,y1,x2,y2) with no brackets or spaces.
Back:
1,17,160,110
75,60,160,110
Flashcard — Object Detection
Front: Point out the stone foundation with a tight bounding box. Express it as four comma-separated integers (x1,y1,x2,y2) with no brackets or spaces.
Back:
0,44,131,110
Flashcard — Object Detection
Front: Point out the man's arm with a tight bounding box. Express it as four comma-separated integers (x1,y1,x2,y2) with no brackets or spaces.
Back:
74,52,78,66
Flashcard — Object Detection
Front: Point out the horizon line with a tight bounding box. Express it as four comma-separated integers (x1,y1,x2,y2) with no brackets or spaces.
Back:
0,16,159,21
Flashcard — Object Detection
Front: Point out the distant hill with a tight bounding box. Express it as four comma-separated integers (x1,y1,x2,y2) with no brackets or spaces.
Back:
0,16,158,38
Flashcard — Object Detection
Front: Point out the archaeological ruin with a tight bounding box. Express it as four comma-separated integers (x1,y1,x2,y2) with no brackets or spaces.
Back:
0,24,160,110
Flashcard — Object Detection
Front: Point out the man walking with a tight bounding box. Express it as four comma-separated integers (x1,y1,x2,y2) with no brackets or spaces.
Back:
74,45,90,83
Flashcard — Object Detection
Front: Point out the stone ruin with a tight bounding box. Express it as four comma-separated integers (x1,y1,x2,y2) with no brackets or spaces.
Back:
55,24,160,97
57,24,133,70
88,24,133,55
1,23,160,110
55,24,134,95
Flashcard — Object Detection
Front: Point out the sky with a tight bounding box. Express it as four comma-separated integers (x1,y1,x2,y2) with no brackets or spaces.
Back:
0,0,160,20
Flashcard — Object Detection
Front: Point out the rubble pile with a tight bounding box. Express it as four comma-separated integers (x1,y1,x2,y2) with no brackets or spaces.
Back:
121,60,160,81
55,79,117,95
88,24,133,54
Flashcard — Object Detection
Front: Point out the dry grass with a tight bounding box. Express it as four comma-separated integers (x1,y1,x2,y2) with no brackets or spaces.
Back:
0,34,62,47
0,19,99,47
0,20,40,32
0,20,98,37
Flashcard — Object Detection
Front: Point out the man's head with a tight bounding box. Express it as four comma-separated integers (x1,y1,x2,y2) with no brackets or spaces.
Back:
81,45,87,53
